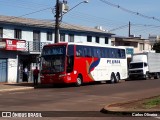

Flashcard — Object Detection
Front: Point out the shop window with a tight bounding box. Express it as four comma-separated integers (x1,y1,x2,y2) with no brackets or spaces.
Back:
33,30,40,41
105,37,108,44
14,29,22,39
47,32,52,41
87,36,92,42
68,34,74,42
33,30,40,51
60,33,65,42
96,37,99,43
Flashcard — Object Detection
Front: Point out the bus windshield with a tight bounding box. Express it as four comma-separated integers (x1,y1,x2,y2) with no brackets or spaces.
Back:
41,46,66,74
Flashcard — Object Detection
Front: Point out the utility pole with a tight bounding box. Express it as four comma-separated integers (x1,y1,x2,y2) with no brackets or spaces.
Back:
54,0,87,43
128,21,131,37
55,0,60,43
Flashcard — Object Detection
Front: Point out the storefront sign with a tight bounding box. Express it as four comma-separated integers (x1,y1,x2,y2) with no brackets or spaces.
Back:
126,48,134,55
1,39,26,51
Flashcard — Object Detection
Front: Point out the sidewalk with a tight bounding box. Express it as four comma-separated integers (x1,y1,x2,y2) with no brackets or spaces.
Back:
0,82,34,92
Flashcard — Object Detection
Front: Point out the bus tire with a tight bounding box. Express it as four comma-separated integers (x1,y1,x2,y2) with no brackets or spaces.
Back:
110,73,116,84
115,73,120,83
75,75,82,87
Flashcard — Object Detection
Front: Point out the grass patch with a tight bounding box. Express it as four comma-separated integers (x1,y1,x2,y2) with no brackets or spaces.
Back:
143,96,160,109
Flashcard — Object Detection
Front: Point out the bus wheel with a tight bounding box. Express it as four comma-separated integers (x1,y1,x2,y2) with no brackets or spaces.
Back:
110,73,115,84
75,75,82,87
115,73,120,83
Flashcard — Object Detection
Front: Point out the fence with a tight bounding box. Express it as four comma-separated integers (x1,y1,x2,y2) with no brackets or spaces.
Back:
25,41,51,53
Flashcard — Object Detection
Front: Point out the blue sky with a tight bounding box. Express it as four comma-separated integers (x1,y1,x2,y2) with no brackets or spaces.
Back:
0,0,160,39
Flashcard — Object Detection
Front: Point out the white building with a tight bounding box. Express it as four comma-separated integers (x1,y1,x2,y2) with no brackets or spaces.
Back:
149,35,160,46
0,15,113,83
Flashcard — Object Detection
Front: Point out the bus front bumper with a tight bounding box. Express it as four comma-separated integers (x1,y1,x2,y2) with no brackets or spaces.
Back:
40,74,76,84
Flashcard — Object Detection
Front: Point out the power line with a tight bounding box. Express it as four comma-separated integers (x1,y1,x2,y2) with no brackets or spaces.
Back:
0,0,51,8
99,0,160,22
108,24,128,32
7,7,52,21
64,12,125,27
132,23,160,28
131,24,160,34
63,13,160,36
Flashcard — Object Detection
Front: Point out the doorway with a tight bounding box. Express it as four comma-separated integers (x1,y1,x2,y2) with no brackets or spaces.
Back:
0,59,7,82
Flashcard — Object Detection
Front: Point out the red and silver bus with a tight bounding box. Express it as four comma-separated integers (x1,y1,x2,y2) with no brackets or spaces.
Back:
40,42,128,86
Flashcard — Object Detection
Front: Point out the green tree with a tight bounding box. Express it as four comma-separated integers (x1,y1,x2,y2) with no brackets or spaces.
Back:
153,41,160,53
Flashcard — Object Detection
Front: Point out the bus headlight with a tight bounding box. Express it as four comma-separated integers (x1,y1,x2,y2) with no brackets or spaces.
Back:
67,76,71,81
74,70,77,74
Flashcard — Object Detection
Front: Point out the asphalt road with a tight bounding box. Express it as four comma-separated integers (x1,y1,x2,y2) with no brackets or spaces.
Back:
0,79,160,120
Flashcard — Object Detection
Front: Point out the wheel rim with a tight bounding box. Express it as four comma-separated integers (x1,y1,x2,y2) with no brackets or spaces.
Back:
77,77,82,85
111,75,115,83
116,75,120,82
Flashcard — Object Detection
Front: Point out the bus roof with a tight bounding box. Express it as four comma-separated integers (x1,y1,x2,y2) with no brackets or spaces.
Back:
43,42,126,50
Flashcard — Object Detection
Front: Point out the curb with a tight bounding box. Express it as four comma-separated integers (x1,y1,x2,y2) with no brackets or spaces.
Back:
101,97,160,116
0,87,34,92
100,108,160,117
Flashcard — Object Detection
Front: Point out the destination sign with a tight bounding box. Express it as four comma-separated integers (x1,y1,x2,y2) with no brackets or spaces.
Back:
42,46,66,55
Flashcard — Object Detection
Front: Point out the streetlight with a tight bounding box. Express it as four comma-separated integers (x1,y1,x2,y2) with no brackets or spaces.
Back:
64,0,89,15
54,0,89,43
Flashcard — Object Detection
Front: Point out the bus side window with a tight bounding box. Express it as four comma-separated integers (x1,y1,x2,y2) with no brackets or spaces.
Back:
76,47,79,56
97,48,101,58
93,48,100,58
101,48,105,58
112,48,118,58
110,48,113,58
68,45,74,56
83,47,87,57
117,49,121,58
93,47,97,57
121,49,126,58
76,45,83,57
89,47,92,57
114,49,118,58
67,45,74,73
113,48,117,58
86,47,92,57
91,47,94,57
109,48,113,58
105,48,109,58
